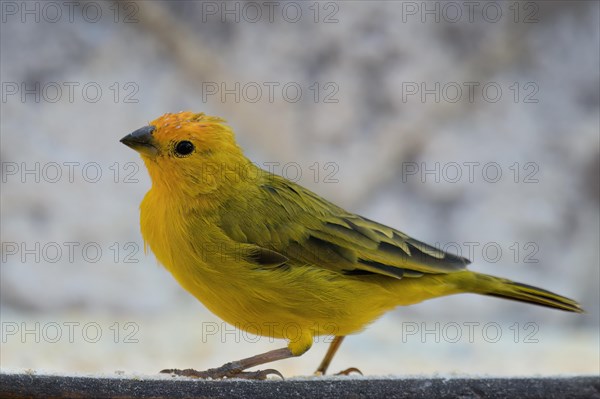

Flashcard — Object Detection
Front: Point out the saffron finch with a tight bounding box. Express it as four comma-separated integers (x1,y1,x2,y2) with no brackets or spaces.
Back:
120,111,582,379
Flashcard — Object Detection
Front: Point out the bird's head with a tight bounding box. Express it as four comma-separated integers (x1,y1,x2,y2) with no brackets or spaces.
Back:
121,112,252,197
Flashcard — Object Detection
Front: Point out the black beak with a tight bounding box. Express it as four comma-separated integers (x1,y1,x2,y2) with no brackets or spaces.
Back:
120,125,158,156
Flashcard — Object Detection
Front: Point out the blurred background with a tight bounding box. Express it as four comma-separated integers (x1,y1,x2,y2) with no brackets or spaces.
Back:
1,1,598,377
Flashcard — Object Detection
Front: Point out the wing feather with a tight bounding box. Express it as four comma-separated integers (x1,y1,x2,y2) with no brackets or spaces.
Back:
218,175,470,279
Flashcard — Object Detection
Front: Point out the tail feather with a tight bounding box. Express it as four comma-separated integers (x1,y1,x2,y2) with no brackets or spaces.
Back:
469,273,583,313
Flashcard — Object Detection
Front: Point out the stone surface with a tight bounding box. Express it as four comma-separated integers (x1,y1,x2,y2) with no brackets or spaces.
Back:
1,373,599,399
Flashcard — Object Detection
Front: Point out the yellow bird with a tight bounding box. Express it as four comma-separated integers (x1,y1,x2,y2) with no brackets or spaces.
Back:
121,111,582,379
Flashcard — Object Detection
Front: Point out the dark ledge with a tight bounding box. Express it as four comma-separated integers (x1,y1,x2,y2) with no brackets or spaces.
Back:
1,373,599,399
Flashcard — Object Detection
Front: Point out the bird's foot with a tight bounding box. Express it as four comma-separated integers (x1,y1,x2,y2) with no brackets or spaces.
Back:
314,367,363,376
334,367,363,376
160,365,284,380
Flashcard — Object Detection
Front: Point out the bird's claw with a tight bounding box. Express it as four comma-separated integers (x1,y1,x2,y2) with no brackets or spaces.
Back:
235,368,284,380
160,367,284,380
334,367,363,376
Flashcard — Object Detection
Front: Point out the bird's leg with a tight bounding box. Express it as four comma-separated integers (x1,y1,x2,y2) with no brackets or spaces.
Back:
161,347,294,380
315,336,344,375
315,336,362,376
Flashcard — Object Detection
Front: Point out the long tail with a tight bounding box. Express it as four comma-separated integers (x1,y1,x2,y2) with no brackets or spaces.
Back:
464,273,583,313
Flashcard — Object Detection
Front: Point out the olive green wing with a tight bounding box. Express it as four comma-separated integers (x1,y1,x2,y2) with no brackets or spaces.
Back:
219,175,470,279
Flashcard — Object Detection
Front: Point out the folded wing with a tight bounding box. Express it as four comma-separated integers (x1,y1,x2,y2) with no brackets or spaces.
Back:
218,175,470,279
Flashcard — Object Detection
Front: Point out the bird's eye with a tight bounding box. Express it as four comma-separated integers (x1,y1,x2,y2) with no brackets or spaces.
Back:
174,141,194,157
